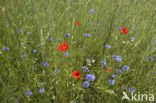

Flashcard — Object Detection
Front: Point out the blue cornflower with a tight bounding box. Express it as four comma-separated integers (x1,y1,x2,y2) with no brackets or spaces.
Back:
69,0,72,1
26,32,30,34
154,40,156,45
116,69,122,74
21,43,24,46
86,74,95,81
27,91,32,96
83,81,90,87
38,44,42,47
128,87,135,92
39,88,45,93
65,33,70,37
132,27,135,31
51,24,54,27
101,60,106,66
108,79,115,85
85,33,90,37
32,64,37,67
111,74,117,78
118,27,122,31
64,52,69,56
21,54,26,58
130,37,135,41
17,29,21,33
105,45,111,49
112,55,116,58
89,21,92,24
97,24,99,26
40,61,45,64
123,86,127,90
44,63,49,67
54,69,60,75
2,47,9,51
153,72,156,74
33,49,37,53
115,56,121,62
49,37,53,40
147,57,153,61
82,66,88,72
122,66,130,71
90,9,94,13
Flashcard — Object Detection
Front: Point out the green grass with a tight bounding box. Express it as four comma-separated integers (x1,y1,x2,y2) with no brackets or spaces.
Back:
0,0,156,103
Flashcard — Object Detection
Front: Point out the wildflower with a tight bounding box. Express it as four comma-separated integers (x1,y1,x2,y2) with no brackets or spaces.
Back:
132,27,135,31
154,40,156,45
39,88,45,93
111,74,117,78
85,33,90,37
64,52,69,56
105,45,111,49
65,33,70,37
2,47,9,51
101,60,106,66
97,24,99,26
17,29,21,33
147,57,153,61
122,66,130,71
40,61,45,64
21,43,24,46
128,87,135,92
83,81,90,87
54,69,60,75
49,37,53,40
44,63,49,67
90,59,95,62
76,21,82,26
106,68,112,72
38,44,42,47
108,79,115,85
116,69,122,74
72,70,81,79
51,24,54,27
21,54,26,58
32,49,37,53
121,28,128,34
130,37,135,41
26,32,30,34
123,86,127,90
86,74,95,81
153,72,156,74
115,56,121,62
32,64,36,68
90,9,94,13
118,27,122,31
89,21,92,24
82,66,88,72
27,91,32,96
112,55,116,58
58,40,69,52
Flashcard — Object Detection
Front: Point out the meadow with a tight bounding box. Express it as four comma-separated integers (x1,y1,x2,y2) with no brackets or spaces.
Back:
0,0,156,103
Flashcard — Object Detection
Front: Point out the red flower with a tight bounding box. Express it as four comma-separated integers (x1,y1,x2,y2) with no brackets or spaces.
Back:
121,28,128,34
106,68,112,72
72,70,81,79
58,40,69,52
76,21,82,26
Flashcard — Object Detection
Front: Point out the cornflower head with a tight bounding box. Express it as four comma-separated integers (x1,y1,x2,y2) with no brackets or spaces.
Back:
83,81,90,87
101,60,106,66
90,9,94,13
27,91,32,96
86,74,95,81
39,88,45,93
2,47,9,51
122,65,130,71
105,45,111,49
116,69,122,74
65,33,70,37
108,79,115,85
82,66,88,72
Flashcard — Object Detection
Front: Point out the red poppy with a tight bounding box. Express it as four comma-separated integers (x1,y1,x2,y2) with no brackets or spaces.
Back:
72,70,81,79
121,28,128,34
58,40,69,52
106,68,112,72
76,21,82,26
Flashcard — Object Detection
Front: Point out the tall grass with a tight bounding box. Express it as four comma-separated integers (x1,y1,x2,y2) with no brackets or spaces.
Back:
0,0,156,103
